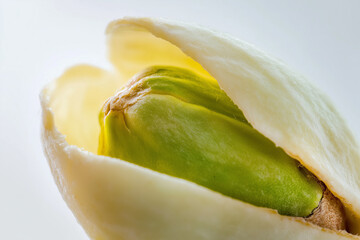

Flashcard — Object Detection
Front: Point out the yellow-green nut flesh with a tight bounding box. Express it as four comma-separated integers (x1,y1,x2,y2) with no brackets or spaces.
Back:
99,66,323,217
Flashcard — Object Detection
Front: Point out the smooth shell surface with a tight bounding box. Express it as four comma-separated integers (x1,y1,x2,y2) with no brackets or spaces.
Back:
41,17,360,239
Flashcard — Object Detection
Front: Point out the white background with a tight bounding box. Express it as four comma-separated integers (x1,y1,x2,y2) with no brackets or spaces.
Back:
0,0,359,239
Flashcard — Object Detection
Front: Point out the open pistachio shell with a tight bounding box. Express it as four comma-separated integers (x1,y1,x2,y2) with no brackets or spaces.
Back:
41,17,360,239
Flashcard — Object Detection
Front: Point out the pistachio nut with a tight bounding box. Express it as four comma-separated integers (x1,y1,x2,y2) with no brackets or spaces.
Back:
41,17,360,240
99,65,323,217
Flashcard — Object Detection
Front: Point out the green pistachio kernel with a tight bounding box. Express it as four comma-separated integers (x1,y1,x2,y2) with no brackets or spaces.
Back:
98,66,323,217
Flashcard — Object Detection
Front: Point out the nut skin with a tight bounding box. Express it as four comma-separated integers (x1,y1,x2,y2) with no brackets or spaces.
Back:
306,187,347,231
99,66,323,217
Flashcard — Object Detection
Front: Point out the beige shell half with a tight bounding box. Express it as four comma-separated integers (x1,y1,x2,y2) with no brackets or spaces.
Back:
41,17,360,239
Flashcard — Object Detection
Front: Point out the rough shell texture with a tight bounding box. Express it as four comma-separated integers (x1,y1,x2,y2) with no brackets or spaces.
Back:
41,17,360,239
